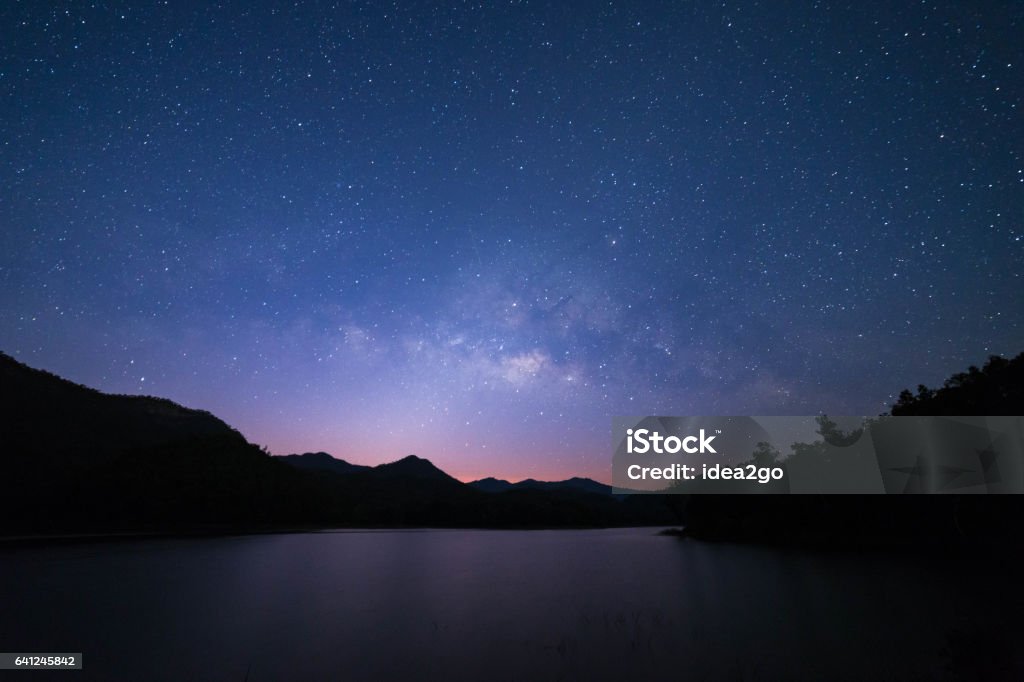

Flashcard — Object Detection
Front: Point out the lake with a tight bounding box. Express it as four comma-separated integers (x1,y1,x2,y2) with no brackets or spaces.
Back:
1,528,1021,680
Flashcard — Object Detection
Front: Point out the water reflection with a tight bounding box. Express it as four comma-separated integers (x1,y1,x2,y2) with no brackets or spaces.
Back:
1,529,1020,680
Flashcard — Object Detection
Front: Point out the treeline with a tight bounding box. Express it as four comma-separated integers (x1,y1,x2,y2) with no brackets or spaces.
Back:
681,351,1024,548
890,352,1024,416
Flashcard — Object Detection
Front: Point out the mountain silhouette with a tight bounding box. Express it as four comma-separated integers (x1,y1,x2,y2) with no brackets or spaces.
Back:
468,477,514,493
0,352,347,533
370,454,460,483
0,352,680,534
469,476,611,495
0,351,244,466
279,452,370,475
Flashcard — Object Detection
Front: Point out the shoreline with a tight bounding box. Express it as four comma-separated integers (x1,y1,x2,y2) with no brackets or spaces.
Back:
0,523,678,548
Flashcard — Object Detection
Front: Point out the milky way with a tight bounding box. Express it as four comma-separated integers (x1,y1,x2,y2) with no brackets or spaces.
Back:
2,2,1021,481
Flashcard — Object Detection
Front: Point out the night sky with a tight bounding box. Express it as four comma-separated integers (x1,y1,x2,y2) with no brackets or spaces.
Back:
2,2,1022,482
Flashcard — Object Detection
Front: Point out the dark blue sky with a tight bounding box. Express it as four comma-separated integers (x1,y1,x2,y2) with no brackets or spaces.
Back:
2,1,1021,481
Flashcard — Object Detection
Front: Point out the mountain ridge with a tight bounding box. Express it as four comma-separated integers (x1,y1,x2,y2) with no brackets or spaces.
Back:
277,453,610,492
468,476,611,495
0,351,246,468
277,452,370,475
0,351,680,533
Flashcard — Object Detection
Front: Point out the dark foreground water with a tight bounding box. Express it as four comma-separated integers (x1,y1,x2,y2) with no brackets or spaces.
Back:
1,528,1022,681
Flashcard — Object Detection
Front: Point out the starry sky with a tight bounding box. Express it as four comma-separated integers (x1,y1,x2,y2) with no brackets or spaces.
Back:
2,1,1022,483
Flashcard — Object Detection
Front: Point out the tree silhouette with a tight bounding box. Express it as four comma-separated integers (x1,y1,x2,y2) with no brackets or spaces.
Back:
890,352,1024,415
752,442,780,467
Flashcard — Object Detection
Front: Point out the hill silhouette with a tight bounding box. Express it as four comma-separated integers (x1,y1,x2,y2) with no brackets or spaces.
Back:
0,352,679,535
279,452,370,475
370,454,462,483
468,477,515,493
469,476,612,495
0,351,243,464
0,352,345,532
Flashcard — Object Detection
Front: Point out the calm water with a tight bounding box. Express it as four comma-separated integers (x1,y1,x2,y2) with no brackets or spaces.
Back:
1,528,1021,681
